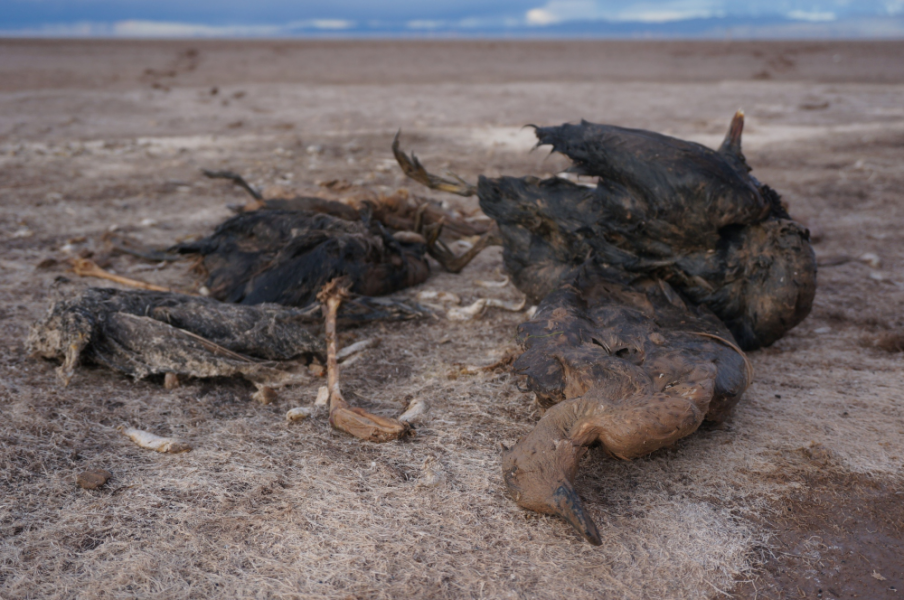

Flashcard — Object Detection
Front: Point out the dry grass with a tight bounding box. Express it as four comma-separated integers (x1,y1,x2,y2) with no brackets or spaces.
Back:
2,41,904,599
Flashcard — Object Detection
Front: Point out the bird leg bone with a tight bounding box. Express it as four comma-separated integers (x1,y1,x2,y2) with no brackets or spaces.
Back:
71,258,187,294
392,132,477,197
202,168,263,200
423,223,501,274
393,133,501,272
318,279,411,442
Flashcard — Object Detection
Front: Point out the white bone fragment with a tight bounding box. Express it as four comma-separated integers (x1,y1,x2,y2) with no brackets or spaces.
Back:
486,297,526,311
286,406,314,422
475,276,510,288
416,457,445,488
337,338,379,361
398,398,428,423
252,385,277,404
121,427,191,453
446,297,527,321
446,299,487,321
450,239,474,252
525,305,538,319
314,385,330,406
416,290,461,306
393,231,426,244
860,252,881,268
164,373,180,390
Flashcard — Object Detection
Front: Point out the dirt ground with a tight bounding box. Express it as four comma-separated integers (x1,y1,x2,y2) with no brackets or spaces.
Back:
1,39,903,599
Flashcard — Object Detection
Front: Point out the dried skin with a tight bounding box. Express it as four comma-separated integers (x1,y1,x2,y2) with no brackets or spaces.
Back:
27,286,321,386
503,262,751,544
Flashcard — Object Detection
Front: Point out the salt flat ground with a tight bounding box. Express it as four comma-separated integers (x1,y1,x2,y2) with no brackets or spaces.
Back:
1,40,903,599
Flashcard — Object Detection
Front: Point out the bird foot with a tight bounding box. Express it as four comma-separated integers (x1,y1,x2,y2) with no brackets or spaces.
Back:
319,278,411,443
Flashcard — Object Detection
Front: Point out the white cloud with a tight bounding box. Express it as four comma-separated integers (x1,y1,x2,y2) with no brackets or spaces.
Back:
886,0,904,14
286,19,355,30
525,0,720,25
787,10,837,21
526,8,559,24
614,7,716,22
112,20,282,37
406,19,444,29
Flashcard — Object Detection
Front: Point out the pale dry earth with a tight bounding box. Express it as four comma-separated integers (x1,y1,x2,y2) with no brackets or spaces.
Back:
0,40,902,599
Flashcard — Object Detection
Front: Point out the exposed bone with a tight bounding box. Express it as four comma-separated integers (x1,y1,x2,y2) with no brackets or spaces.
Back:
860,252,881,268
393,231,427,244
121,427,191,453
416,457,445,488
398,398,428,423
337,338,380,362
314,385,330,406
71,258,182,294
164,373,180,390
202,168,263,200
392,131,477,197
252,385,277,404
318,279,410,442
445,297,527,321
286,406,314,422
339,353,363,367
424,225,501,274
475,276,510,288
416,290,461,308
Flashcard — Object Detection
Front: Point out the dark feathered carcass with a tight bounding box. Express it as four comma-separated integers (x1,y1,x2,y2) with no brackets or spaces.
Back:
394,112,816,543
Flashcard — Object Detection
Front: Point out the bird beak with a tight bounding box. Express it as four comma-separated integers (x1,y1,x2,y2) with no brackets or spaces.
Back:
553,483,602,546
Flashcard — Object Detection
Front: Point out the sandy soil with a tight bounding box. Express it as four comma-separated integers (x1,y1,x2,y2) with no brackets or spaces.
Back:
1,40,903,599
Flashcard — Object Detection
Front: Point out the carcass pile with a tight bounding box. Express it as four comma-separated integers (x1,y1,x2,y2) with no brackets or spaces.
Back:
28,112,816,544
395,111,815,543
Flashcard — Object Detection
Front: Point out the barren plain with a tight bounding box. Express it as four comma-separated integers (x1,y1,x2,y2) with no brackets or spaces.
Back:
1,39,903,599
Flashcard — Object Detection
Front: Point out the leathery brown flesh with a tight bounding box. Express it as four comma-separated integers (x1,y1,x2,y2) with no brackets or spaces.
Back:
318,279,410,442
501,266,752,545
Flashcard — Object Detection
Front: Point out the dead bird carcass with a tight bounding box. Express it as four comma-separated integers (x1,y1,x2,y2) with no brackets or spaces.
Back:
395,112,817,543
172,208,430,307
27,286,321,389
30,178,449,439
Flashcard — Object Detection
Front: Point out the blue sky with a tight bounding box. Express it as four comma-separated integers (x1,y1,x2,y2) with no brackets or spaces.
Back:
4,0,904,37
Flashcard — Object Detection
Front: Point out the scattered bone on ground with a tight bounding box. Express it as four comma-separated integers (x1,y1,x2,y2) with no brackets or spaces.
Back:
1,40,903,599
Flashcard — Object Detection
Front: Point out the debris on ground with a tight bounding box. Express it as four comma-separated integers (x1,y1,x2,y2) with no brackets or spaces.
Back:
121,427,192,453
398,398,429,424
286,406,314,422
76,469,112,490
445,297,527,321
